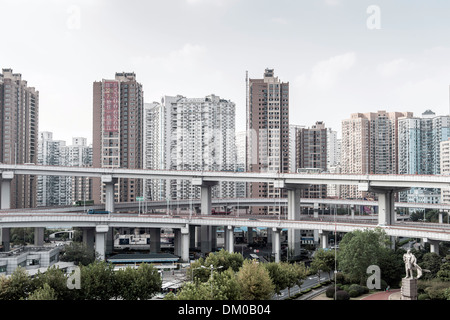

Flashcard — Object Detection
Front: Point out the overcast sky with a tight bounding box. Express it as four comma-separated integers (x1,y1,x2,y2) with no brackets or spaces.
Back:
2,0,450,144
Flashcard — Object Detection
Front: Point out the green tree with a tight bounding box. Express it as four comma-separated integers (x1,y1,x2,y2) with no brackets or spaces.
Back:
421,252,443,280
165,281,213,300
32,265,72,300
134,263,162,300
0,275,11,300
237,260,274,300
310,249,335,281
264,262,289,295
210,267,241,300
437,261,450,282
205,249,244,273
377,248,404,287
77,260,116,300
28,283,57,300
283,262,308,297
338,228,390,284
188,250,244,283
59,242,96,266
4,267,33,300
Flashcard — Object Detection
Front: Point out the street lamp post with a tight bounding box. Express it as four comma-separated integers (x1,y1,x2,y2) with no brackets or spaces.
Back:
201,264,223,297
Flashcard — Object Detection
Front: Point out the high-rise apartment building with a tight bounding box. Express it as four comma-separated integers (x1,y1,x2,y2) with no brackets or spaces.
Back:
92,72,144,204
246,69,289,214
37,133,92,207
340,110,413,199
0,69,39,208
37,132,69,206
235,130,247,198
398,110,450,203
440,138,450,203
144,94,236,201
296,121,328,198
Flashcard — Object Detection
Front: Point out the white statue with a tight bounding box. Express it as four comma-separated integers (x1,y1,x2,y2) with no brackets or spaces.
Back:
403,249,423,279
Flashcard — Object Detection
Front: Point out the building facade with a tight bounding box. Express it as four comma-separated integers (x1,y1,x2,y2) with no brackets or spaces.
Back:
340,110,413,199
144,94,237,201
398,110,450,203
246,69,289,214
296,121,328,199
37,133,92,207
440,138,450,203
92,72,144,205
0,69,39,208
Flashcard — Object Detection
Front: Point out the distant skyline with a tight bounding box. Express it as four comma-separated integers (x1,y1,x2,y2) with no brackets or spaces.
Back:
2,0,450,144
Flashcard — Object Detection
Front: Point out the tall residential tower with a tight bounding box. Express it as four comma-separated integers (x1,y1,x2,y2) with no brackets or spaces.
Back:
92,72,144,205
246,69,289,214
0,69,39,208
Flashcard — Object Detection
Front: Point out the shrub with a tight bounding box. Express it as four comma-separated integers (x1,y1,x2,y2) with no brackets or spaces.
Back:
334,290,350,301
348,284,368,296
380,279,388,291
326,286,336,298
335,272,350,285
418,293,429,300
348,290,359,298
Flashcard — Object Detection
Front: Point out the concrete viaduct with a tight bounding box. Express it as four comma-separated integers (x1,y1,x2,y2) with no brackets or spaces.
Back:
1,164,449,262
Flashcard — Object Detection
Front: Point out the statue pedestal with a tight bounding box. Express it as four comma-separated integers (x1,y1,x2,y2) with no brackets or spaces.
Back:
401,278,417,300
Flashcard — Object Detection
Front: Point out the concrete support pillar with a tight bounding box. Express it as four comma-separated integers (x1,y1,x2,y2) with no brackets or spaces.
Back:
0,173,12,250
425,239,440,255
83,227,95,251
95,225,109,261
201,226,212,253
319,231,329,249
1,172,13,210
189,225,197,249
192,179,218,254
181,226,190,262
1,228,10,251
287,187,303,256
34,227,45,246
106,228,114,255
211,226,217,251
439,210,443,224
150,228,161,253
371,187,408,226
174,229,181,257
351,205,355,220
267,228,272,245
102,175,117,213
313,203,319,218
247,227,253,244
225,225,234,253
272,228,281,263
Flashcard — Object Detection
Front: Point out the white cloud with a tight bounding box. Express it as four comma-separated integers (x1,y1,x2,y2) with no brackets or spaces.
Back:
130,43,207,73
296,52,356,90
376,58,413,77
324,0,341,6
185,0,234,6
271,17,289,25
